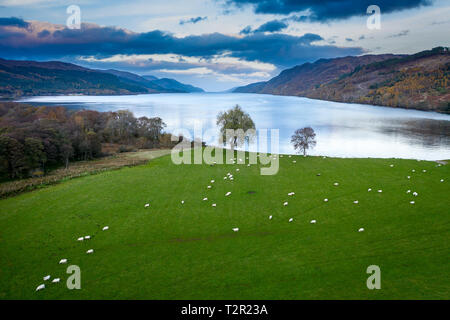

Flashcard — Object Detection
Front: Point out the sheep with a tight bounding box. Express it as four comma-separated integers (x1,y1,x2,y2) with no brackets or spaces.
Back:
269,215,272,220
230,177,234,181
390,164,394,167
224,176,227,180
212,203,216,207
378,190,382,193
84,236,90,240
334,182,339,186
288,155,292,158
413,192,418,196
441,179,444,182
289,218,293,222
77,237,84,241
407,176,411,179
102,226,109,231
406,190,411,193
358,228,364,232
292,160,297,163
203,197,208,201
288,192,295,196
283,202,288,206
211,180,215,183
43,275,51,281
353,200,359,204
207,185,212,189
410,201,415,204
86,249,94,254
232,228,239,232
412,169,415,172
247,164,251,167
59,259,67,264
36,284,45,291
181,200,185,204
52,278,60,283
423,170,427,173
368,188,372,192
324,198,328,202
310,220,316,224
225,192,231,196
144,203,150,208
236,168,240,172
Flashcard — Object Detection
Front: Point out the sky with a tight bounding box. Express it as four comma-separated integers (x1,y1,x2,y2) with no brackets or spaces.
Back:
0,0,449,91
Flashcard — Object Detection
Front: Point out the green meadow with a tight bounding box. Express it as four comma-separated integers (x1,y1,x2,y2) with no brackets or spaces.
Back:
0,151,449,299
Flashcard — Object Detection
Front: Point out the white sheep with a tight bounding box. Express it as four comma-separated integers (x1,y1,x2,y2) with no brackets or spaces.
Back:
144,203,150,208
225,192,231,196
212,203,216,207
407,176,411,179
368,188,372,192
232,228,239,232
412,169,415,172
440,179,444,182
423,170,427,172
224,176,227,180
390,164,394,167
211,180,215,183
236,168,240,172
334,182,339,186
406,190,411,193
52,278,60,283
36,284,45,291
86,249,94,254
358,228,364,232
84,235,90,240
102,226,109,231
283,202,288,206
324,198,328,202
43,275,50,281
353,200,359,204
181,200,185,204
292,160,296,163
59,259,67,264
413,192,418,196
289,218,293,222
269,215,272,220
378,190,382,193
207,185,212,189
247,164,251,167
310,220,316,224
203,197,208,201
77,237,84,241
410,201,415,204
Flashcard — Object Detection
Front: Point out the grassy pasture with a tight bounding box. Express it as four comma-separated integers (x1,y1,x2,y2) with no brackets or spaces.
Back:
0,151,449,299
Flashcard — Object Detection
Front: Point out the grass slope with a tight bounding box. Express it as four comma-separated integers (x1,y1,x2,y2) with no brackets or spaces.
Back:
0,152,449,299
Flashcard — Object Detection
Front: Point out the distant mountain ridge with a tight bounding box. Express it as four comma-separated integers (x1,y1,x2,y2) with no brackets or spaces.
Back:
0,58,203,97
234,47,450,113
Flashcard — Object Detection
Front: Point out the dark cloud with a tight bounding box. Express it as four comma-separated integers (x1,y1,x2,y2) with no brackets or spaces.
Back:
179,16,207,25
0,20,363,69
239,19,288,34
224,0,432,21
0,17,29,28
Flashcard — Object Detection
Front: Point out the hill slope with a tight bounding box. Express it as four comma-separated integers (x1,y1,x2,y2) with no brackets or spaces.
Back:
0,59,204,97
234,47,450,113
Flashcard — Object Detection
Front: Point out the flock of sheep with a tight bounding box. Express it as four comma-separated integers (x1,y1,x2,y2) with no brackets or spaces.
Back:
35,154,445,293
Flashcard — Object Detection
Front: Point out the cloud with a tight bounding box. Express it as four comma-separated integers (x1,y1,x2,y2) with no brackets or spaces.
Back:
0,16,29,28
240,19,288,34
0,19,363,69
345,38,354,42
179,16,208,25
387,30,410,38
224,0,433,21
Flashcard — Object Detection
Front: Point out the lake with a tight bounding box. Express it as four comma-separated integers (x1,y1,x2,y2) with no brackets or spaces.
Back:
19,93,450,160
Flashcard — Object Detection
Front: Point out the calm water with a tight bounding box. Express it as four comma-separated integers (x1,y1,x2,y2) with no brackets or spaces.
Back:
19,93,450,160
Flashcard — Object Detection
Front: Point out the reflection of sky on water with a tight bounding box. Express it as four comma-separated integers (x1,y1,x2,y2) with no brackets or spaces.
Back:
19,93,450,160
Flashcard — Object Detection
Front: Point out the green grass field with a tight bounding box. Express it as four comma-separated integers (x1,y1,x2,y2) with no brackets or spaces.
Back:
0,151,449,299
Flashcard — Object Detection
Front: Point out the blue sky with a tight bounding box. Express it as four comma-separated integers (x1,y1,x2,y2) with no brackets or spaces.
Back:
0,0,449,91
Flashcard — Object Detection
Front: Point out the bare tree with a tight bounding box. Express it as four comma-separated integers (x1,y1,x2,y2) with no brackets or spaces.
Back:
291,127,316,156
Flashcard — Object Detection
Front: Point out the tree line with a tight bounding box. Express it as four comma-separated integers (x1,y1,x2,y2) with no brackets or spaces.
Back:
0,102,171,179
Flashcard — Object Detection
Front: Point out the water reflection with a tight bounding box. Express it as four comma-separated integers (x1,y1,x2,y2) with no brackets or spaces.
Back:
19,93,450,160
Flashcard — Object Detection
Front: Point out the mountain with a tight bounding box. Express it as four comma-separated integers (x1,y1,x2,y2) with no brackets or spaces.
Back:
0,59,204,97
149,78,204,93
234,47,450,113
99,70,203,93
